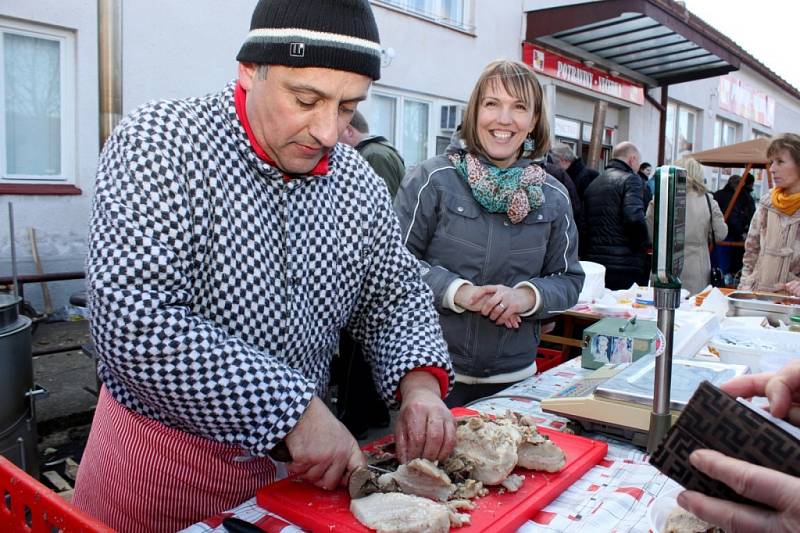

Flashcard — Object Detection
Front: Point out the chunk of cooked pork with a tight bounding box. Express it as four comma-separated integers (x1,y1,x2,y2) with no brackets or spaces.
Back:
516,426,566,473
452,416,521,485
350,492,450,533
376,458,456,502
500,473,525,492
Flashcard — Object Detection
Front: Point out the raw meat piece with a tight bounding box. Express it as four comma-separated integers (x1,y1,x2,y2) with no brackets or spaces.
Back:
350,492,450,533
452,416,521,485
376,458,455,502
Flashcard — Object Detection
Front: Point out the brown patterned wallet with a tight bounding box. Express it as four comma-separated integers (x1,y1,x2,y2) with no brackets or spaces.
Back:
649,380,800,507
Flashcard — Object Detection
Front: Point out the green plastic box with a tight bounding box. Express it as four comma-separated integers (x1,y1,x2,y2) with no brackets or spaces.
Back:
581,317,660,370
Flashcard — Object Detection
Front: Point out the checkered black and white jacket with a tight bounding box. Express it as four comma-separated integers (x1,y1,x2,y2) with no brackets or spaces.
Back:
87,82,452,455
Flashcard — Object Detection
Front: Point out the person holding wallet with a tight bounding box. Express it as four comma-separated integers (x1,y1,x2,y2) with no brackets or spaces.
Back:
677,360,800,532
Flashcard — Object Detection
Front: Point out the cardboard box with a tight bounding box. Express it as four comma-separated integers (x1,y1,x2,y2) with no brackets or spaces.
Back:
581,317,660,370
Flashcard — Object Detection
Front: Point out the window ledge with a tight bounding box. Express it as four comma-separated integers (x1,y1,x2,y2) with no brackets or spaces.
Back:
0,183,82,196
371,1,476,36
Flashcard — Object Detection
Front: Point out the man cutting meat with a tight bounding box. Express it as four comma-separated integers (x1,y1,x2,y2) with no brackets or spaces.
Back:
72,1,455,530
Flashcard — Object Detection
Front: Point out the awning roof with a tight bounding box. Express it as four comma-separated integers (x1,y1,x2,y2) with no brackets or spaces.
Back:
688,138,772,168
526,0,766,89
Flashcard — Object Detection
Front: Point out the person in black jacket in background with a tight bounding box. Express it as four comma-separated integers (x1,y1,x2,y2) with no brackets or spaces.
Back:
551,142,600,199
545,151,581,226
712,173,756,275
581,142,650,289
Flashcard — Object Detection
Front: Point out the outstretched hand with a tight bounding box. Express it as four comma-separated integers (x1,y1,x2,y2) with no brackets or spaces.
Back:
678,449,800,533
678,361,800,531
720,360,800,424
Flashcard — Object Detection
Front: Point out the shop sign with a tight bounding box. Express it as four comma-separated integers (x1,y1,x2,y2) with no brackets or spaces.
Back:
523,43,644,106
554,116,580,139
718,75,775,128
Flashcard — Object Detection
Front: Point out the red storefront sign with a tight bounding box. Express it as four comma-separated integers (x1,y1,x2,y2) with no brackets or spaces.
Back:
523,43,644,106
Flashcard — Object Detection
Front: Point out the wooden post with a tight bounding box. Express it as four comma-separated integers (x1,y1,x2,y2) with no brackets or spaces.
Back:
587,101,607,170
28,228,53,315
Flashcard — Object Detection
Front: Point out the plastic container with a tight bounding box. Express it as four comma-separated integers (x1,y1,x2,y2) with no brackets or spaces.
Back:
790,314,800,332
708,326,800,372
647,489,681,533
0,456,113,532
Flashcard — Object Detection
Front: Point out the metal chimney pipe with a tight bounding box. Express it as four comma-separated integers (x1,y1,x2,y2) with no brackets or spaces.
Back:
98,0,122,150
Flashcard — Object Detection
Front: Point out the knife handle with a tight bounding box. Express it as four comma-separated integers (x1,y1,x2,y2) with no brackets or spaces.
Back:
268,440,293,463
222,517,266,533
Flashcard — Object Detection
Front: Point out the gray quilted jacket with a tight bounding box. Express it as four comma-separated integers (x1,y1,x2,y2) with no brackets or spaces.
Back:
394,141,584,378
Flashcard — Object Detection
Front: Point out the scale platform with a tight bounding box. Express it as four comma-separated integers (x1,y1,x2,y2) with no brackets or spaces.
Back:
541,355,748,448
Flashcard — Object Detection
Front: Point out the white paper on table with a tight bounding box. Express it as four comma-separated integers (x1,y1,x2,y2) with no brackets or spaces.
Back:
697,287,730,317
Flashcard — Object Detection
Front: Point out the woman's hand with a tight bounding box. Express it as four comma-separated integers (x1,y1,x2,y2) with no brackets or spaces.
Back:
453,284,493,313
778,280,800,297
464,284,535,328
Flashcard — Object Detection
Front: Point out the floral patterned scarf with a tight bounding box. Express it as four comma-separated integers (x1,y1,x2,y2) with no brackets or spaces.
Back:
449,152,546,224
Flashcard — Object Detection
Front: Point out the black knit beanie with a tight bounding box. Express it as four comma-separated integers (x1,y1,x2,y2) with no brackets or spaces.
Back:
236,0,381,80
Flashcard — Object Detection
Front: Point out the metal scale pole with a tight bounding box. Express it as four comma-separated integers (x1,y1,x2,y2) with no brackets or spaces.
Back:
647,166,687,454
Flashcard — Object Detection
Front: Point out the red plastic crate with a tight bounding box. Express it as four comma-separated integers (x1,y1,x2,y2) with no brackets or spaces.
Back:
0,456,114,532
536,346,564,373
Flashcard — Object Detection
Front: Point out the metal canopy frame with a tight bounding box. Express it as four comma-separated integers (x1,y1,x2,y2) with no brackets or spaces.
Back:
526,0,742,88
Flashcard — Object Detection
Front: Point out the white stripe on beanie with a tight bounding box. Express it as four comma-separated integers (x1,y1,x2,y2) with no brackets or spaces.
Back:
244,27,381,55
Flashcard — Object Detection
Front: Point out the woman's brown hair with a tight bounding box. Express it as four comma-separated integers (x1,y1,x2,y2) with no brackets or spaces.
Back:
767,133,800,166
460,59,550,161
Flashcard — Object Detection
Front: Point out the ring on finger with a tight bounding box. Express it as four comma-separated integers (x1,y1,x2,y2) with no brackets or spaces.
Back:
498,303,506,310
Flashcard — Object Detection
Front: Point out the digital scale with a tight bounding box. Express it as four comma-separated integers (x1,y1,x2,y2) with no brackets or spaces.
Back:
541,354,748,448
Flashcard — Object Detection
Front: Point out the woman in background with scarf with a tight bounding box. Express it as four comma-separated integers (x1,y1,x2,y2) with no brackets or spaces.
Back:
740,133,800,295
394,59,584,406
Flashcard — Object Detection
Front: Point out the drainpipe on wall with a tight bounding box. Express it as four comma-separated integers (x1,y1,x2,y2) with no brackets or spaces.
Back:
98,0,122,151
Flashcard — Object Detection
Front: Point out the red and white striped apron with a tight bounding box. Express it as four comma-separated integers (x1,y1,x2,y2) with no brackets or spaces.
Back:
72,387,279,532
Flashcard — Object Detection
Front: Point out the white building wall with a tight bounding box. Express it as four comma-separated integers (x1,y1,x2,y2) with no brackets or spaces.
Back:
373,1,524,101
3,0,800,310
1,0,101,310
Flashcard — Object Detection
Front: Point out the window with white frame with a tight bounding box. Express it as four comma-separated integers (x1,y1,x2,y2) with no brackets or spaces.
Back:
664,101,697,165
713,117,739,148
375,0,474,32
362,91,431,166
0,19,75,184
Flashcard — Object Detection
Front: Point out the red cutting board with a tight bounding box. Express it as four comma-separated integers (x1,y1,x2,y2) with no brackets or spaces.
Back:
256,408,608,532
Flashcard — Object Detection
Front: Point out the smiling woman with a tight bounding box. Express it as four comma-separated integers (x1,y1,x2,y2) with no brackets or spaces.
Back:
394,59,585,407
